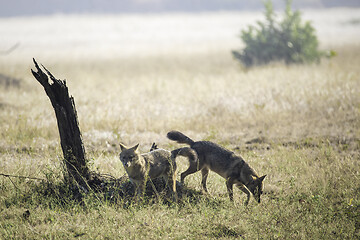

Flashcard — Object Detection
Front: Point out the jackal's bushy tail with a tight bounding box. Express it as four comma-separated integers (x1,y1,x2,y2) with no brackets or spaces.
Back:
167,131,194,146
171,147,198,163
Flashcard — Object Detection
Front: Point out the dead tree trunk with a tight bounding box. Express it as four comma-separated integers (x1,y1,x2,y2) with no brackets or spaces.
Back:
31,58,90,190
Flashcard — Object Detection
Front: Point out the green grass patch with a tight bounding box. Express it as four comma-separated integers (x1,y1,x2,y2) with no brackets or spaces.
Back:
1,141,359,239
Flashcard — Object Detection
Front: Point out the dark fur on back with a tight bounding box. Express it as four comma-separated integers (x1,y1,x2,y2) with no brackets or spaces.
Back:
167,130,266,205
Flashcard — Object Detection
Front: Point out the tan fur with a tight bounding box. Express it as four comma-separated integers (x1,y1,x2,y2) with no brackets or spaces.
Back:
119,143,197,202
167,131,266,205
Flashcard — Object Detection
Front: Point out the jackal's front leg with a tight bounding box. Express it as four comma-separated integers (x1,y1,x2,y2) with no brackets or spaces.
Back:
226,178,235,202
237,184,250,206
134,182,146,201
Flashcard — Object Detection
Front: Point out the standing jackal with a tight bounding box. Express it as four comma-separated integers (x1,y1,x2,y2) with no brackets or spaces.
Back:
119,143,196,201
167,131,266,205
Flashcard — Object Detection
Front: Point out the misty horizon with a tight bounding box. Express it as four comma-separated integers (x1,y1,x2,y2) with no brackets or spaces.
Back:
1,0,360,17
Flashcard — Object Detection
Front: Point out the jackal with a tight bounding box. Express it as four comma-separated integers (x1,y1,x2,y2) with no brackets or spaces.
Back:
119,143,196,201
167,131,266,205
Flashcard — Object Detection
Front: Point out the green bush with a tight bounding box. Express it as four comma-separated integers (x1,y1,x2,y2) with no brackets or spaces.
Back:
232,0,324,67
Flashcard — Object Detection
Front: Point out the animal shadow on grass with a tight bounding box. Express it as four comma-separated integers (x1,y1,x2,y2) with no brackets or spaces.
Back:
11,174,220,210
102,176,222,208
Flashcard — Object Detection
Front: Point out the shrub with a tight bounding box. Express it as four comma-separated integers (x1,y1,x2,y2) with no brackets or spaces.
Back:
232,0,324,67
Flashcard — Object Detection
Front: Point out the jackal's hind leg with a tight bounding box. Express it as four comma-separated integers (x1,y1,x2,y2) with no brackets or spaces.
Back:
171,171,178,202
180,161,202,184
201,168,210,193
164,172,178,202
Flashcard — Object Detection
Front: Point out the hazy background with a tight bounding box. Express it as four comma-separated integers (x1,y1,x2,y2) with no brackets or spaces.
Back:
1,0,360,17
1,0,359,143
1,1,359,239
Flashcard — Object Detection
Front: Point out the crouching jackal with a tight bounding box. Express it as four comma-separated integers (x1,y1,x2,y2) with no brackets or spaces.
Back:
167,131,266,205
119,143,196,201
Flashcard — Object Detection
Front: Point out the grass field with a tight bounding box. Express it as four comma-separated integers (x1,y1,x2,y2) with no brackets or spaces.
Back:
0,9,360,239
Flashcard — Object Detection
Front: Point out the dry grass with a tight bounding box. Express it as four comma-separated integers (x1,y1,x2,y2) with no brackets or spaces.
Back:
1,46,359,152
0,10,359,239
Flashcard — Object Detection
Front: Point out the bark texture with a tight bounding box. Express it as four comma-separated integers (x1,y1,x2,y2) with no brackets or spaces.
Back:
31,58,90,190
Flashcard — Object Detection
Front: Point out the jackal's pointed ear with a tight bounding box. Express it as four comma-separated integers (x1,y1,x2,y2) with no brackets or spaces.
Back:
130,143,139,151
259,175,267,182
119,143,127,151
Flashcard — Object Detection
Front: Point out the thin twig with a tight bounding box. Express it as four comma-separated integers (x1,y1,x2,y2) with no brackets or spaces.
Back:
7,176,20,190
0,173,45,191
0,173,46,181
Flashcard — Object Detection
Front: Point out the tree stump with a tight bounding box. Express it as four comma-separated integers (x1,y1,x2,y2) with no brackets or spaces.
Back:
31,59,90,190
